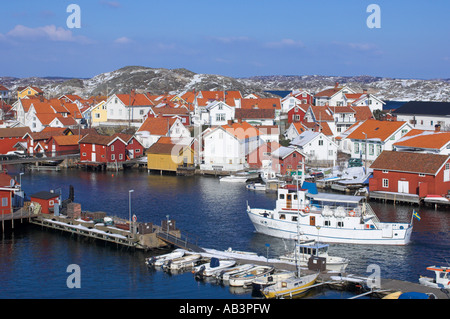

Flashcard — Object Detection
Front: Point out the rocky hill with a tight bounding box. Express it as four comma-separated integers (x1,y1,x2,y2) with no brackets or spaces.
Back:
1,66,449,102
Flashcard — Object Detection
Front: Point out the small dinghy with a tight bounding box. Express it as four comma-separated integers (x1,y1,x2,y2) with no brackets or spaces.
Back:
193,257,236,279
145,250,185,268
228,265,275,287
215,264,256,282
162,253,202,271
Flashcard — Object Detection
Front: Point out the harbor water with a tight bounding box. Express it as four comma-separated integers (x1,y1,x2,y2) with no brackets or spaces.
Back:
0,168,448,299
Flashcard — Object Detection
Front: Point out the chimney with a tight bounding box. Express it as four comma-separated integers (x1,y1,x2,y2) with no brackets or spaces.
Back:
334,82,339,89
435,124,441,132
363,89,368,94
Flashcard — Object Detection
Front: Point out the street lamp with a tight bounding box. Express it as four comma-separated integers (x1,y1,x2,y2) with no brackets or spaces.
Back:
129,190,134,235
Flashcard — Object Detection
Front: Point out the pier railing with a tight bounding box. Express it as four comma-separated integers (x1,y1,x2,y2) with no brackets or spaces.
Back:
156,229,204,252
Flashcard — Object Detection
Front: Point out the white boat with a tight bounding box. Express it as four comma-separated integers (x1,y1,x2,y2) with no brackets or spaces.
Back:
215,264,256,281
260,169,279,183
228,265,274,287
419,263,450,289
279,240,349,272
247,184,413,245
162,253,202,271
262,272,319,299
252,270,296,292
193,257,236,278
246,182,266,191
220,175,248,183
145,250,185,267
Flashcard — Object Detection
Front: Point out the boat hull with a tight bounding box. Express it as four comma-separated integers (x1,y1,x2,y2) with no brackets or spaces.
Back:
262,273,319,299
247,208,412,245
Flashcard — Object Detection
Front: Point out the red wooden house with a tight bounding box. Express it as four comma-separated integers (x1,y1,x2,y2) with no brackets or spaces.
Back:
30,191,60,214
0,127,31,155
287,104,309,124
369,151,450,197
0,172,18,215
79,134,127,163
271,146,306,176
46,135,81,156
246,141,280,169
113,133,145,160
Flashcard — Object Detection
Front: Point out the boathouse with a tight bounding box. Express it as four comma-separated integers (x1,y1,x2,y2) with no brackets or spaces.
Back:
146,136,194,173
271,146,306,176
79,134,127,164
30,191,60,214
369,151,450,197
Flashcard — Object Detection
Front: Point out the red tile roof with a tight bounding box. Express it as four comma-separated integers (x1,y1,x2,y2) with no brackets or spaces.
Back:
240,98,281,110
137,116,178,135
346,119,408,141
370,151,450,175
394,129,450,150
222,121,261,140
116,93,154,106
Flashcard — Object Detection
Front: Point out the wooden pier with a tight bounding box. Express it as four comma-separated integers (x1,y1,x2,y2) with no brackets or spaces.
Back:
369,191,420,204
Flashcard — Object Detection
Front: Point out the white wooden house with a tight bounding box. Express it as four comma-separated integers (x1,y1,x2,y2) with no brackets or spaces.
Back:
290,131,338,164
200,122,262,172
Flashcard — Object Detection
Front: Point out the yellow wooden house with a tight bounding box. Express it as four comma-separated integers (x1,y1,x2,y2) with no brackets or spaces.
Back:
17,86,43,99
146,137,194,173
91,100,107,126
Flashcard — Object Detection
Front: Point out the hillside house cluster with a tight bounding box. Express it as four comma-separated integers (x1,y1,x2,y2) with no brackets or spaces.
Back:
0,81,449,193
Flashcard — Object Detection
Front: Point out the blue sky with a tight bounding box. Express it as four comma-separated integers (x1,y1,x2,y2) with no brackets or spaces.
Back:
0,0,449,79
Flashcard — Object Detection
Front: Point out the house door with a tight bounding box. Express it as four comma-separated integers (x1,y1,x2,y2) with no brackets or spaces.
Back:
310,216,316,226
52,142,56,157
92,152,96,162
286,194,292,209
398,180,409,194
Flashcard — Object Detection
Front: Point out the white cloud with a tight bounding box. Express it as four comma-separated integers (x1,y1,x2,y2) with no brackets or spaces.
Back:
332,41,383,55
114,36,133,44
6,24,92,44
264,38,305,48
210,36,250,44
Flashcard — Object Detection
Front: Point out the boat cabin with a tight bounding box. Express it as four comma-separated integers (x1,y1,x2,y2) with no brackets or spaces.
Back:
275,185,308,212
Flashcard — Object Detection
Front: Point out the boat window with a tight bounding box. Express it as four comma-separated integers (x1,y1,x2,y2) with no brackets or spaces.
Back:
292,216,298,222
324,220,331,226
279,194,285,200
280,214,286,220
338,221,344,227
287,194,291,200
294,194,297,200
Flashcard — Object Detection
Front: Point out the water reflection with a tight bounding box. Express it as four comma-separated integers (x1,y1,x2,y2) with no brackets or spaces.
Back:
1,169,448,298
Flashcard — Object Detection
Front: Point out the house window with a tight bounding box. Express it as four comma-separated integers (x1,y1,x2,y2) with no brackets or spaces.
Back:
377,145,382,155
135,149,140,153
382,178,389,188
111,154,115,160
419,173,425,177
119,154,123,160
216,114,226,122
82,152,86,156
354,143,359,154
2,198,7,206
369,144,374,155
111,145,114,151
382,170,388,173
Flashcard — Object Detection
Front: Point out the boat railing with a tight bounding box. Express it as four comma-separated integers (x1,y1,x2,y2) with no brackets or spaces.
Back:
362,202,380,228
